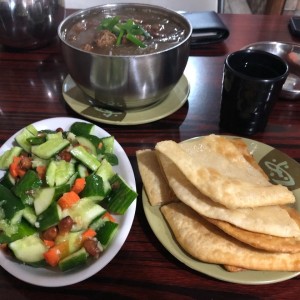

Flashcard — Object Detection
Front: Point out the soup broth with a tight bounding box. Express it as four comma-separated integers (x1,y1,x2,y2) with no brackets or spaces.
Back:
64,8,188,56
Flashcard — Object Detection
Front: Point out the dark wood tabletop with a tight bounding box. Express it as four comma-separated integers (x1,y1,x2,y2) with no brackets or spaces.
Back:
1,12,300,300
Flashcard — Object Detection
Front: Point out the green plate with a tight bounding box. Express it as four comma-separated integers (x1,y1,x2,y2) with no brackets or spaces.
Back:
62,74,189,125
142,137,300,284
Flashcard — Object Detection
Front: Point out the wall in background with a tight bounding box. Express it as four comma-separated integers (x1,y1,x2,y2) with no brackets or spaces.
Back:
225,0,300,15
284,0,300,15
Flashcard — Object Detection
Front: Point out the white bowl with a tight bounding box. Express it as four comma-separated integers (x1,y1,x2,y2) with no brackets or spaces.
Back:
0,117,137,287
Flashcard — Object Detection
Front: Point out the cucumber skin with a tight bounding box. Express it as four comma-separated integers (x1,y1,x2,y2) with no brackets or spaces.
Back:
96,221,118,249
58,247,88,272
0,219,36,244
65,197,105,231
0,146,23,169
36,202,62,231
80,174,107,200
70,122,94,136
0,184,24,220
70,146,101,171
12,170,42,205
102,174,137,214
15,125,38,153
46,160,76,187
31,138,70,160
0,171,16,189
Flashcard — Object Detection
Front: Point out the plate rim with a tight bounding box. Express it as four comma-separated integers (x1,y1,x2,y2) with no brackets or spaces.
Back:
0,117,137,287
62,74,189,125
142,135,300,285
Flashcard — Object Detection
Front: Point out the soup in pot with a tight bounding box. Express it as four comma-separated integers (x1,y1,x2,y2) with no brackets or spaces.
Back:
64,8,188,56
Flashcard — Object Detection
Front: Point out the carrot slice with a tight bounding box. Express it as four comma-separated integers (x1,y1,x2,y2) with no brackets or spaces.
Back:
71,177,86,194
36,165,47,180
43,241,70,267
102,211,116,223
9,156,25,178
57,191,80,210
82,228,97,241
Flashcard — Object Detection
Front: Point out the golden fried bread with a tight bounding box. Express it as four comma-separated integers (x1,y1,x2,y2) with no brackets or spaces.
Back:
155,139,295,209
161,202,300,271
156,151,300,237
136,149,176,206
206,207,300,253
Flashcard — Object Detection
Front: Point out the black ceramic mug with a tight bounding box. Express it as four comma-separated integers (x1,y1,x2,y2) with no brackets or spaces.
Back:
219,49,289,135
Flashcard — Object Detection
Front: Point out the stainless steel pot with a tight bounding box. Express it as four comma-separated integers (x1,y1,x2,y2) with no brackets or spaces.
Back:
58,4,192,110
0,0,65,49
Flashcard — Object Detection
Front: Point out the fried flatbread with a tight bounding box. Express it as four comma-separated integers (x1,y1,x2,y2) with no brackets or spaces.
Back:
155,139,295,209
229,138,268,179
223,265,245,272
180,135,269,184
156,151,300,237
161,202,300,271
136,149,175,206
206,206,300,253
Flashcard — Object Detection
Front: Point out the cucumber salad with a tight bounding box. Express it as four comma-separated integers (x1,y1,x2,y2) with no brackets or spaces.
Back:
0,121,137,272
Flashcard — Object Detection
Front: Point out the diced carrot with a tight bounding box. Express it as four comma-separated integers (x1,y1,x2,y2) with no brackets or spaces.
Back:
36,165,47,180
44,247,60,267
82,228,97,241
43,242,69,267
71,177,86,194
43,239,55,248
9,156,26,178
102,211,116,223
57,191,80,210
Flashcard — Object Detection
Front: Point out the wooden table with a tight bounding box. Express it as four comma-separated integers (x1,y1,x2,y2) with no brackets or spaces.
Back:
1,13,300,299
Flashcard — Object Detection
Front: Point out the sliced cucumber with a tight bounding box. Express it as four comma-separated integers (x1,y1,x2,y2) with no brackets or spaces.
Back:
76,163,89,178
0,146,23,169
102,174,137,214
36,202,62,231
46,160,76,187
70,122,94,136
58,247,88,272
81,174,110,201
31,138,70,159
0,171,16,189
22,205,37,225
0,184,25,220
102,153,118,166
33,187,56,215
90,214,118,249
9,234,47,263
12,170,42,205
31,154,49,169
64,197,105,231
70,146,101,171
46,131,63,140
26,124,39,136
101,136,114,154
15,124,38,153
76,136,97,156
96,220,118,249
96,159,115,181
0,219,36,244
67,172,78,187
